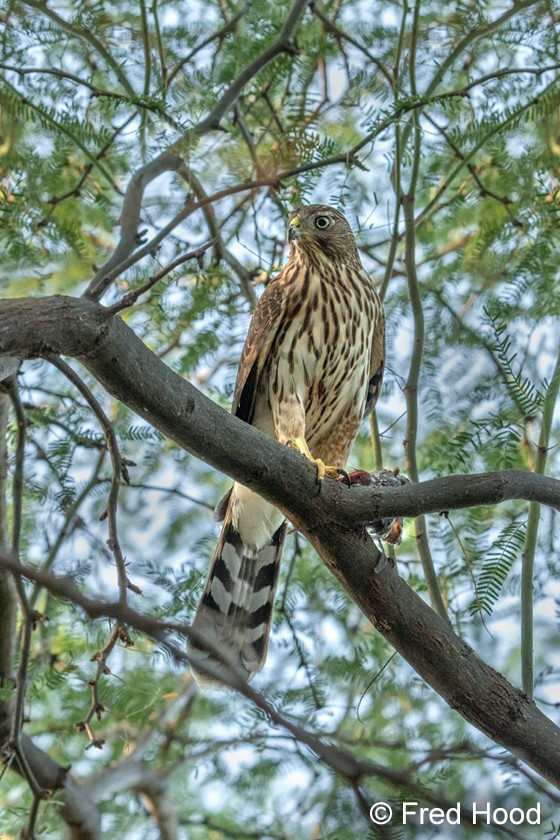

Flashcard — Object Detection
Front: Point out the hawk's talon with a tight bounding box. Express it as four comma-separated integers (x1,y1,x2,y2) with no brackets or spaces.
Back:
285,438,341,485
336,468,351,487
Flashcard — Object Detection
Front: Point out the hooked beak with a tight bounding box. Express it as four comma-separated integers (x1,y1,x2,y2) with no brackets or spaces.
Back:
288,214,301,242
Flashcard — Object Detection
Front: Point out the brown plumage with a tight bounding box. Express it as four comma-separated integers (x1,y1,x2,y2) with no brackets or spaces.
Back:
188,205,385,686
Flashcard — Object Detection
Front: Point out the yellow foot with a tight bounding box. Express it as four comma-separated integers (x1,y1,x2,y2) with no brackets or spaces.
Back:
286,437,345,484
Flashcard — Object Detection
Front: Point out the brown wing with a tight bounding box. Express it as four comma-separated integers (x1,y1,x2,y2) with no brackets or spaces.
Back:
232,277,287,424
364,303,385,418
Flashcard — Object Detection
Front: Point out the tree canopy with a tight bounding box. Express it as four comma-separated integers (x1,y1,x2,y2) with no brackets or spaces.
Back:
1,0,560,837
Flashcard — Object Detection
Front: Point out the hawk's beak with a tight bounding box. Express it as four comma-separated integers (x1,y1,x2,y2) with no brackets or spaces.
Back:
288,215,301,242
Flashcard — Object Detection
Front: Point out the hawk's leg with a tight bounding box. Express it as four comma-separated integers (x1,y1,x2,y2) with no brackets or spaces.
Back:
286,436,345,484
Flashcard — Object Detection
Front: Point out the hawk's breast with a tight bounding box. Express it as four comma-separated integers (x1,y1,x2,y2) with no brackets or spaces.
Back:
265,262,380,466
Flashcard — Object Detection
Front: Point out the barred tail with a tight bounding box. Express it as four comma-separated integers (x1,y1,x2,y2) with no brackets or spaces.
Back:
189,501,286,687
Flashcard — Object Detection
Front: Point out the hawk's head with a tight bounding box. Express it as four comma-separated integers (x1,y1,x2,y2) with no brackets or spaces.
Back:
287,205,359,262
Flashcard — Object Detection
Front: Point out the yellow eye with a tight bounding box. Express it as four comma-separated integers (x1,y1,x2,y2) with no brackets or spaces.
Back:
315,216,331,229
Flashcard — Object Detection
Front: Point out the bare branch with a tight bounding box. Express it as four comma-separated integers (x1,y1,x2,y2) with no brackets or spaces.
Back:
83,0,310,301
2,296,560,519
167,3,249,86
46,357,130,604
104,240,216,314
75,624,129,751
0,64,181,129
1,296,560,786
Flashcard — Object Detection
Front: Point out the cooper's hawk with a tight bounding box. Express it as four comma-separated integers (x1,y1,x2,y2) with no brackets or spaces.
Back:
189,205,385,685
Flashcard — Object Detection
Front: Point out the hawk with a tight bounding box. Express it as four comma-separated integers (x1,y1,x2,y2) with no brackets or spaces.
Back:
189,205,385,685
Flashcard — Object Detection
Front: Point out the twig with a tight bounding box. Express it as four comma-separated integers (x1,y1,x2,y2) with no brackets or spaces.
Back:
84,0,309,302
400,0,449,624
174,163,257,304
0,76,116,189
415,78,559,229
130,481,215,511
45,358,132,604
423,112,523,228
37,114,135,228
423,0,542,98
312,2,393,87
440,512,492,635
521,337,560,695
29,449,107,609
22,792,42,839
20,0,136,97
76,623,133,750
104,240,216,314
167,3,249,86
278,532,302,614
0,64,181,129
5,384,46,803
434,292,530,419
281,606,323,710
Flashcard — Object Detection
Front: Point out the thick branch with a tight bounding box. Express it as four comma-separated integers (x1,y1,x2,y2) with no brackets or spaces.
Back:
1,295,560,787
1,297,559,521
2,552,517,827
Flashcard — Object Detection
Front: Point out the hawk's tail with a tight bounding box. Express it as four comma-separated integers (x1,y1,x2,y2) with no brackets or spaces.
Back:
189,503,287,687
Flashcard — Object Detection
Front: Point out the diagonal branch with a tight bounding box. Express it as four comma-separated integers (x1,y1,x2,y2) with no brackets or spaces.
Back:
104,239,216,314
1,296,560,519
1,295,560,788
83,0,310,301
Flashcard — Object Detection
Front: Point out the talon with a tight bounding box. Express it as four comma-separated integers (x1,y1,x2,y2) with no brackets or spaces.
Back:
336,468,351,487
285,437,341,485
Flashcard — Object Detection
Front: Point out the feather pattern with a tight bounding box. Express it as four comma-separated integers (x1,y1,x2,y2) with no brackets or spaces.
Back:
189,205,385,686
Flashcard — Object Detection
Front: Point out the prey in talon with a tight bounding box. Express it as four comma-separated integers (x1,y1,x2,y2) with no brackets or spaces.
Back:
189,205,385,685
340,468,410,570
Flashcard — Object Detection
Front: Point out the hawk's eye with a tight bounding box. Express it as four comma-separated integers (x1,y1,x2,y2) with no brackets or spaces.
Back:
314,216,331,229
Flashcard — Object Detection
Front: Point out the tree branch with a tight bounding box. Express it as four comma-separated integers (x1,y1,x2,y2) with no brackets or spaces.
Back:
83,0,310,301
1,297,559,518
1,295,560,788
0,392,102,838
84,761,179,840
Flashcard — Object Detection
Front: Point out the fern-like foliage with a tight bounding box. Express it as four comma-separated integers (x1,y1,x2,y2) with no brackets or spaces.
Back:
470,521,528,616
2,0,560,836
483,307,545,418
